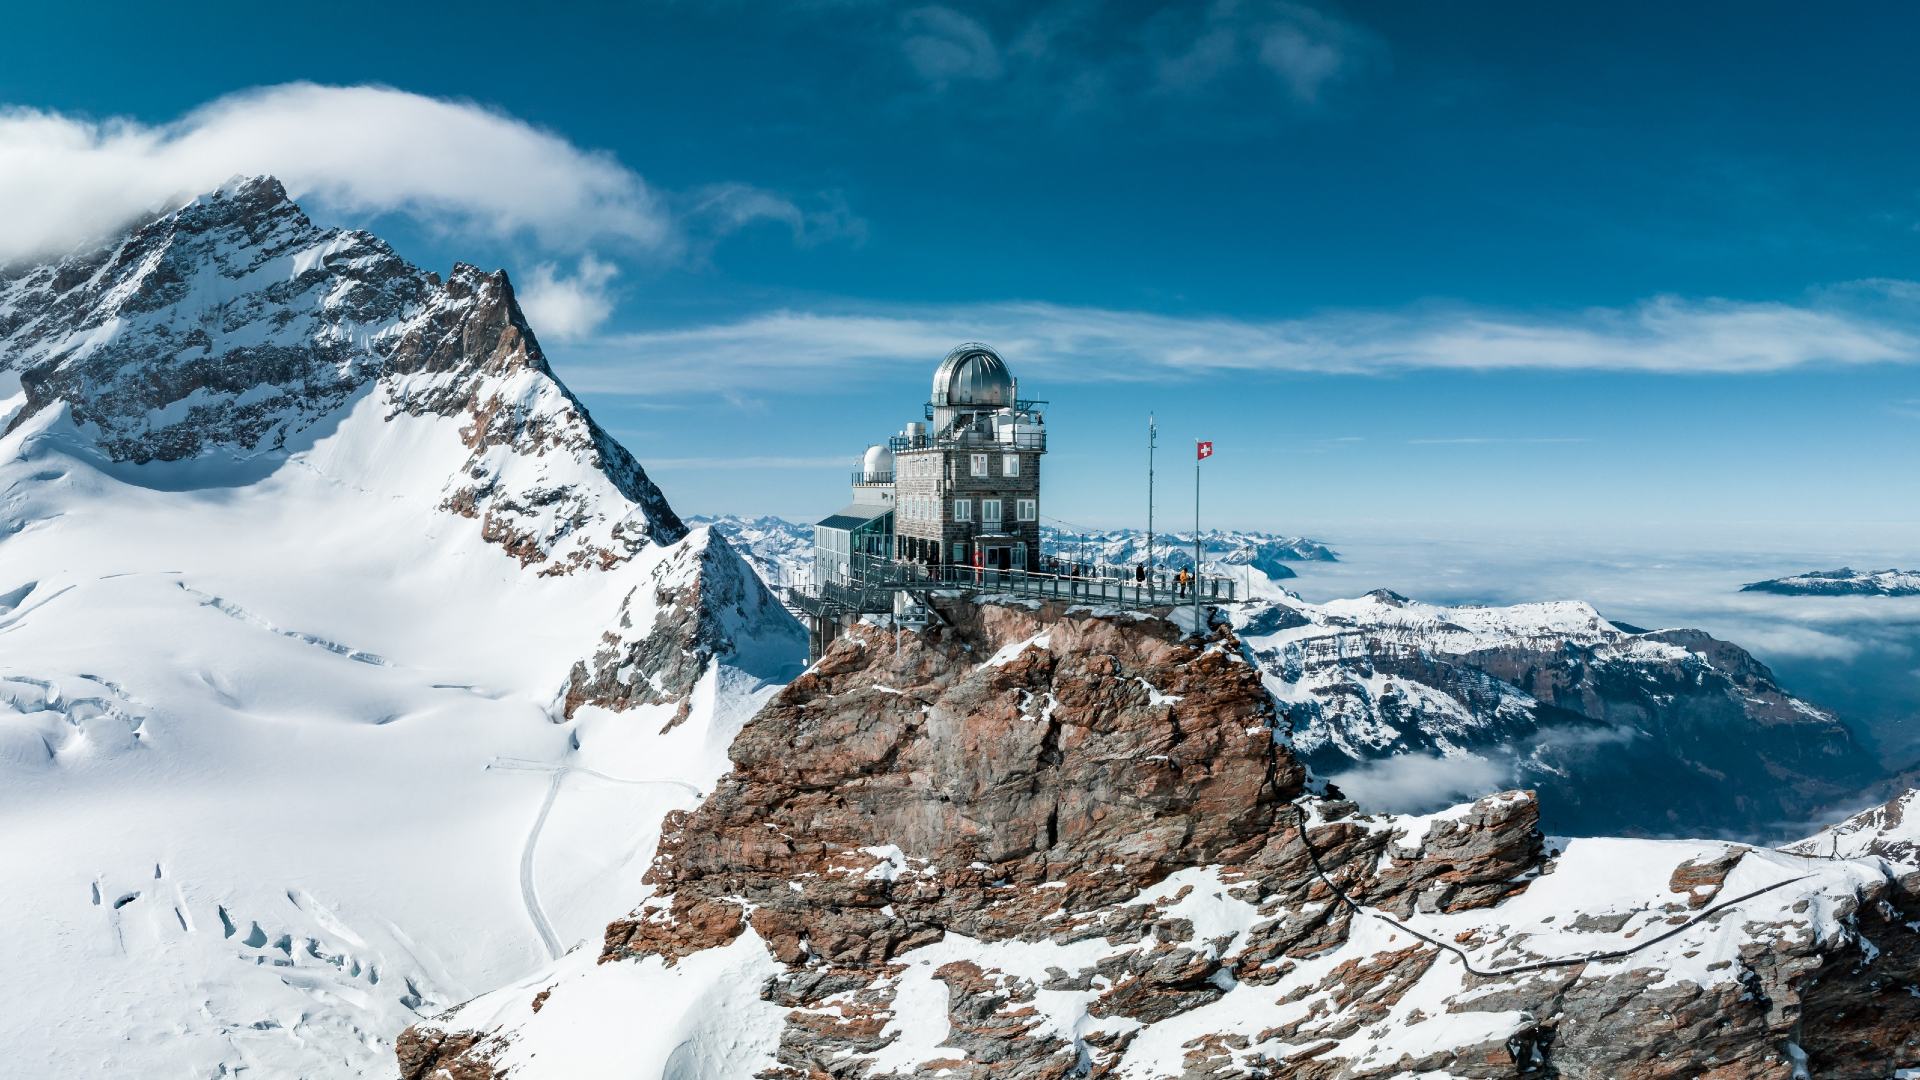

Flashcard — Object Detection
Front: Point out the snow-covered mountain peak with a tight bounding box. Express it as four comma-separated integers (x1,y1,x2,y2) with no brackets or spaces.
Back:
1303,591,1621,650
1790,788,1920,867
0,184,803,1077
1743,566,1920,597
0,177,683,569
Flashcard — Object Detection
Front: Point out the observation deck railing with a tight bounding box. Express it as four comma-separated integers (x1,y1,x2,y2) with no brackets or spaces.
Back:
889,429,1047,453
787,553,1236,618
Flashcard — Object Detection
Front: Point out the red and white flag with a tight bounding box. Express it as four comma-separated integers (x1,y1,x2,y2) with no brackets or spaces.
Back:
1196,440,1214,461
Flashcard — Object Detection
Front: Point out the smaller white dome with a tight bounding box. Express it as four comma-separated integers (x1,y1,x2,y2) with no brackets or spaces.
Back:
861,444,894,480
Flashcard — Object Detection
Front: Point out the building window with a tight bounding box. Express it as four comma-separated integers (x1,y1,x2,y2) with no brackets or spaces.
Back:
971,453,989,477
1016,498,1036,522
953,498,971,522
1015,541,1027,569
953,542,966,563
1003,453,1019,477
982,498,1002,524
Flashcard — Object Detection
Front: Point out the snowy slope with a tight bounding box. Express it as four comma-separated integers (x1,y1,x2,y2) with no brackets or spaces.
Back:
0,181,802,1077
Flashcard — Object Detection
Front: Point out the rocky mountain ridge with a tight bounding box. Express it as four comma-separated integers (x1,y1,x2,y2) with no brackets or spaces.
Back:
0,175,683,573
1742,567,1920,597
1038,526,1340,579
400,596,1920,1078
1239,590,1877,838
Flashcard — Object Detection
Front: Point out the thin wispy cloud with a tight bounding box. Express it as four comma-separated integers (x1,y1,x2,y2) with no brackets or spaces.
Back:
644,455,857,470
555,292,1920,395
0,83,844,266
1407,437,1593,446
1145,1,1373,104
893,0,1377,116
900,6,1004,88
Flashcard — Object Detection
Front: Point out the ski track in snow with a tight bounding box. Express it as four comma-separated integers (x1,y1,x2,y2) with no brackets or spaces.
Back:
522,770,566,960
489,758,705,961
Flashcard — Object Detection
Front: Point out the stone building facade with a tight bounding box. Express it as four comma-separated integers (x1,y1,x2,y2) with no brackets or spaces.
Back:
813,343,1047,586
889,344,1045,572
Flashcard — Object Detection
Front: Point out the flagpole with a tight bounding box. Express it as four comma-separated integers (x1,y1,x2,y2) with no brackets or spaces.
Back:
1193,440,1201,636
1147,414,1156,600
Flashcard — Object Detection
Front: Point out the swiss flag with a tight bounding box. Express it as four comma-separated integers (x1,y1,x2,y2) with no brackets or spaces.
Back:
1196,440,1214,461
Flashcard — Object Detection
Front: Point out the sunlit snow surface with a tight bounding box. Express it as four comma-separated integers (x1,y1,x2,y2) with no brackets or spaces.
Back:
0,389,793,1077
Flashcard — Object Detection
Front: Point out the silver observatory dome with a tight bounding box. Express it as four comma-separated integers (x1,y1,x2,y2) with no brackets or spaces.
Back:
931,343,1013,408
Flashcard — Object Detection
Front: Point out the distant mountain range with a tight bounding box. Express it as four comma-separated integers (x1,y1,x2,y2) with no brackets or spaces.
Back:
1742,567,1920,597
1235,590,1878,839
1038,525,1338,577
692,515,1337,589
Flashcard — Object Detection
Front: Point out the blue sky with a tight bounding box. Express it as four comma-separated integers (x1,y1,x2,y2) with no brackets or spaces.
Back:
3,1,1917,541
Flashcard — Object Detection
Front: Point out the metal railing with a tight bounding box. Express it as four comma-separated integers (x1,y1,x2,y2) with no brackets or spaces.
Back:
791,553,1236,615
889,429,1047,453
852,470,895,485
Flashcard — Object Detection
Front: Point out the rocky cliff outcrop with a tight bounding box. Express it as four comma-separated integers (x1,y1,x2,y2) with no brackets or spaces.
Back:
401,598,1920,1078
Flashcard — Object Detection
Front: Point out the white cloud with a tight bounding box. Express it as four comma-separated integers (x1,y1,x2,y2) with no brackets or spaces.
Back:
519,255,620,342
1150,1,1370,103
0,83,843,267
682,183,865,248
554,291,1920,395
1255,20,1347,103
645,455,856,470
901,6,1004,87
897,1,1374,114
0,84,672,264
1326,752,1512,813
1711,623,1868,662
1406,437,1593,445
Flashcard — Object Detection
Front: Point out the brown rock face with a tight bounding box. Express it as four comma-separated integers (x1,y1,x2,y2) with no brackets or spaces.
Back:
395,1025,501,1080
606,598,1309,976
581,598,1547,1078
406,599,1920,1079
